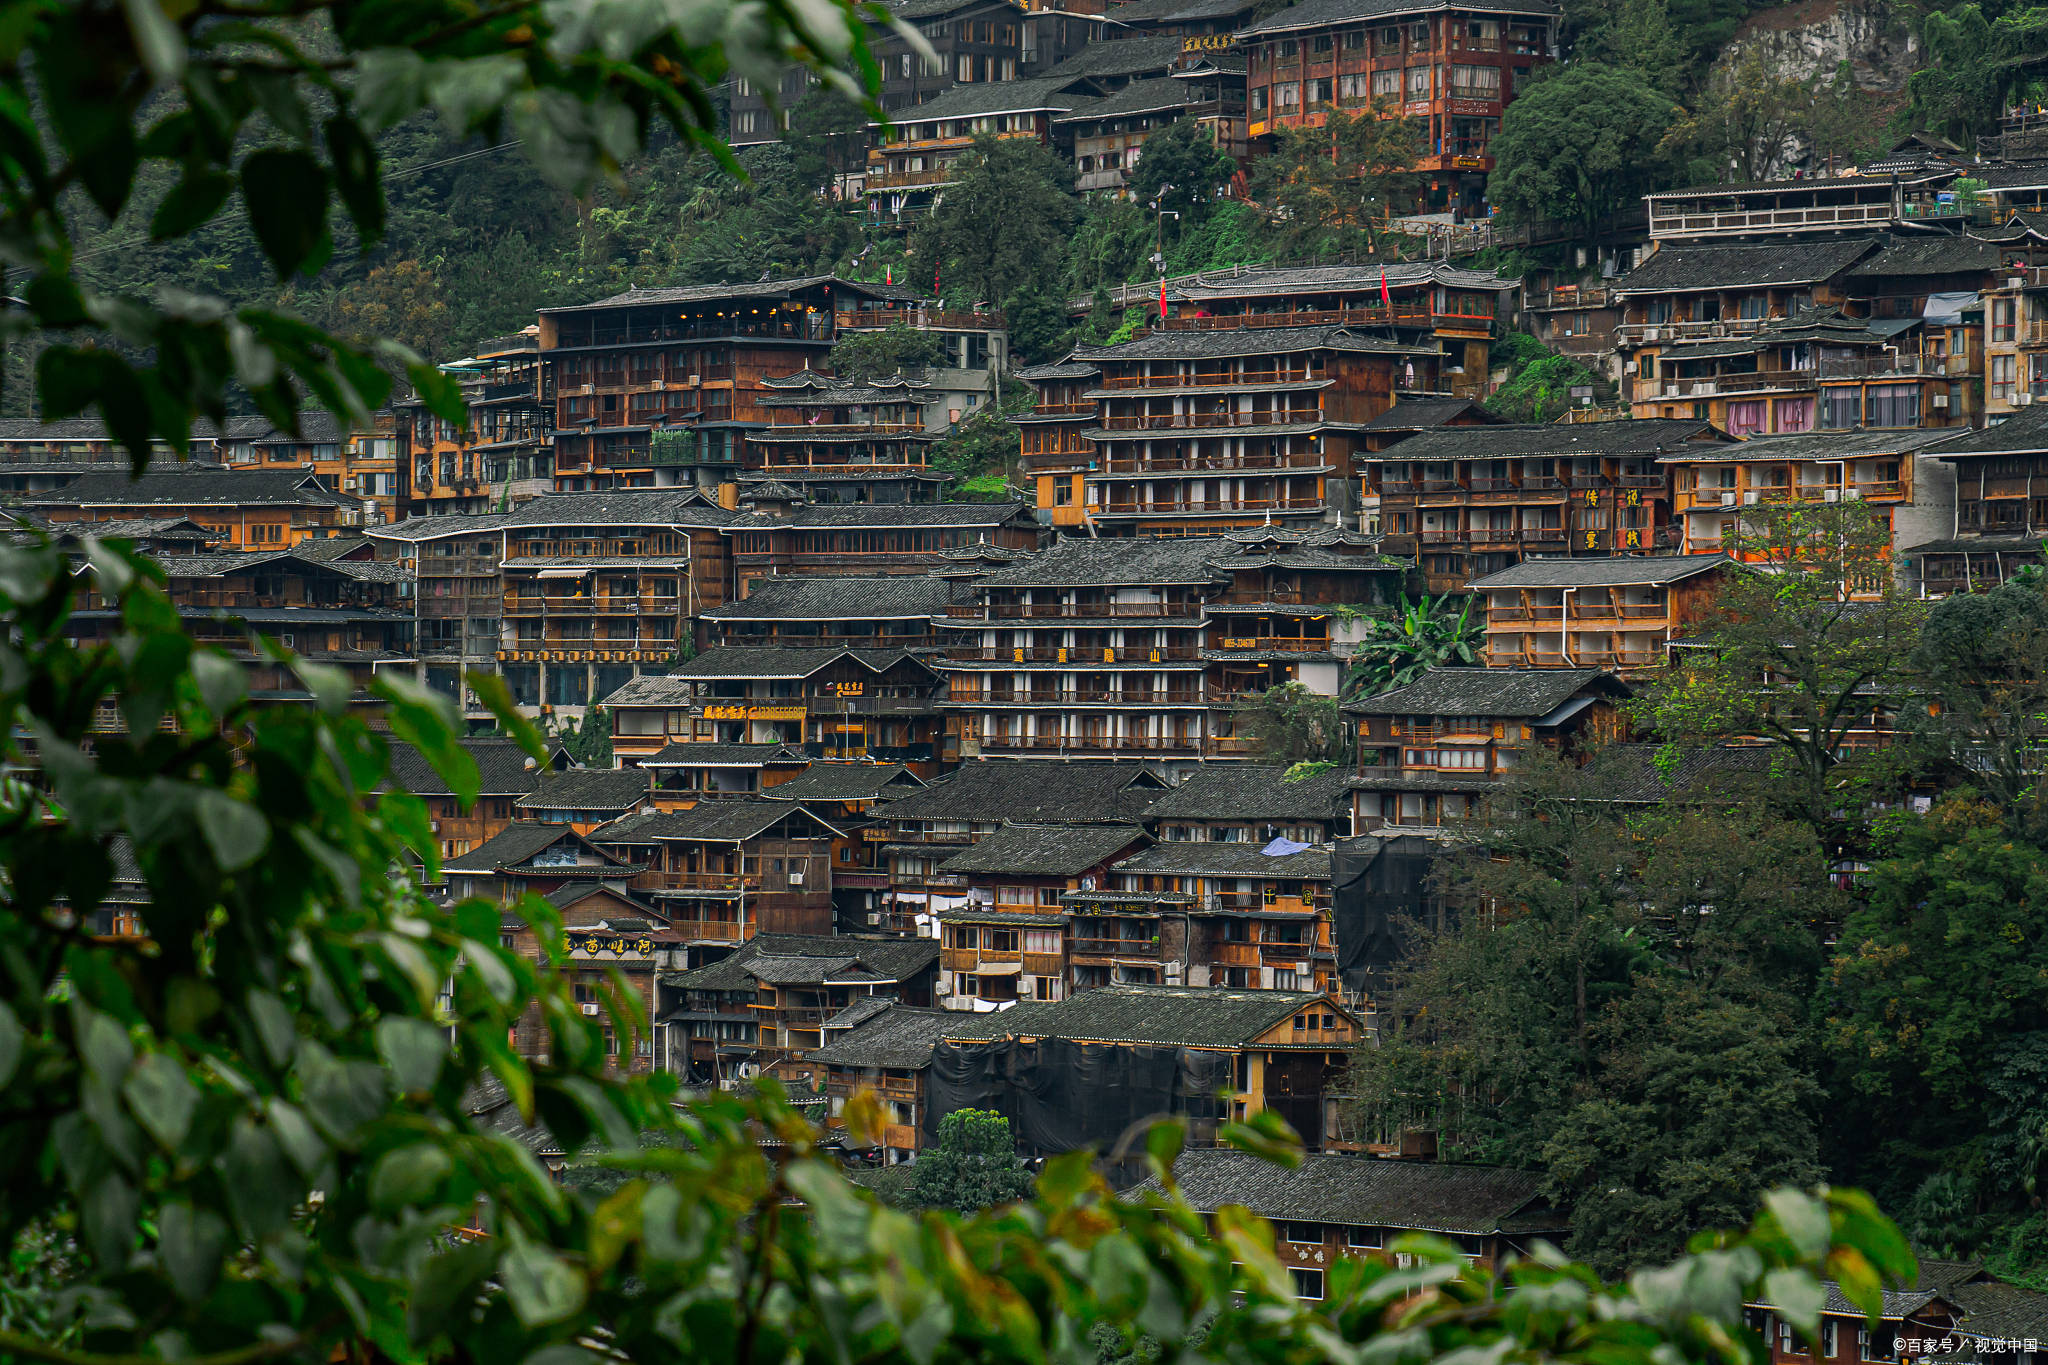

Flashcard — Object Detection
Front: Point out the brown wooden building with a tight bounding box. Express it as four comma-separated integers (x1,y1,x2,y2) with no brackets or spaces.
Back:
1466,554,1738,673
26,466,362,548
721,499,1040,596
746,371,950,504
810,1001,960,1163
1913,405,2048,590
659,645,946,770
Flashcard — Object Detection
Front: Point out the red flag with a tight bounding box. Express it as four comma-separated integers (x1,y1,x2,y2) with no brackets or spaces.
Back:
885,265,892,286
934,263,941,296
1380,266,1392,312
1158,277,1168,319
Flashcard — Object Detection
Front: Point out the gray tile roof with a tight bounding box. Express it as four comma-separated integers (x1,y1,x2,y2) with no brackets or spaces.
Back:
497,490,732,528
761,762,925,802
1072,325,1428,362
1929,403,2048,456
1844,235,2004,279
1134,1150,1553,1235
636,742,807,767
1143,765,1351,822
445,821,610,872
663,933,938,992
1112,840,1331,879
1356,417,1722,463
26,467,350,509
1239,0,1554,33
672,646,932,681
541,276,848,314
1357,398,1502,430
1166,262,1517,297
939,821,1148,876
872,761,1167,823
1664,426,1956,463
703,574,956,621
970,533,1231,587
598,674,696,707
515,767,651,811
1344,667,1625,717
940,983,1336,1047
1466,554,1737,589
1979,161,2048,192
637,799,841,843
386,736,545,797
1613,238,1879,295
1578,743,1781,803
1039,33,1186,82
805,1005,957,1069
1054,77,1198,123
365,513,512,543
877,76,1076,125
822,994,896,1031
723,501,1031,530
1948,1279,2048,1341
1014,360,1100,380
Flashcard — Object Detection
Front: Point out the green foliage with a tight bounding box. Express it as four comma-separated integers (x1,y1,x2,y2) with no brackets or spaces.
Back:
1907,565,2048,829
1126,120,1239,227
930,406,1018,484
1489,63,1681,232
830,324,947,382
1345,594,1483,697
917,135,1081,305
1248,105,1424,258
904,1109,1036,1213
1234,684,1353,765
1486,341,1611,422
1909,5,2048,143
787,88,872,189
951,474,1013,501
553,708,613,768
1353,751,1843,1274
1006,278,1078,366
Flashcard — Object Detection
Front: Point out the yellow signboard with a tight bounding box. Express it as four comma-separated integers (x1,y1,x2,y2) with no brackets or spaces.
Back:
703,704,806,721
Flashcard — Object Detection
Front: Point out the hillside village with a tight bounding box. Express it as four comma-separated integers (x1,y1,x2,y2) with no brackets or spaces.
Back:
17,0,2048,1346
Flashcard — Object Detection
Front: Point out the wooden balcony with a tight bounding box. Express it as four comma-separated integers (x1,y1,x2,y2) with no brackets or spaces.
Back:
1206,636,1329,653
1098,369,1319,390
1098,496,1325,515
1158,305,1455,331
978,733,1206,754
1070,937,1162,958
1096,410,1322,431
940,600,1201,621
941,645,1203,663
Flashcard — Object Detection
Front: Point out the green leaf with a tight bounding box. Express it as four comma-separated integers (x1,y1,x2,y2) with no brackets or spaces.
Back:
189,649,246,715
120,0,186,82
1765,1188,1831,1261
1765,1267,1826,1336
500,1237,587,1328
82,1172,139,1270
0,1000,25,1089
369,1141,452,1211
195,790,269,871
247,989,296,1067
156,1202,228,1303
122,1052,198,1150
408,1236,498,1340
240,148,331,278
1144,1117,1185,1186
151,169,235,241
375,674,476,806
1218,1108,1303,1169
324,115,384,242
466,670,545,761
376,1016,447,1094
220,1117,297,1240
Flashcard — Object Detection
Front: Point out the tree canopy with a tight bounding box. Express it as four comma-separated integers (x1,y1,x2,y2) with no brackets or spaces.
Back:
1489,63,1681,232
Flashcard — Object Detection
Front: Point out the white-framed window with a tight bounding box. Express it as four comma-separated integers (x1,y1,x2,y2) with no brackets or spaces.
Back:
1289,1267,1324,1301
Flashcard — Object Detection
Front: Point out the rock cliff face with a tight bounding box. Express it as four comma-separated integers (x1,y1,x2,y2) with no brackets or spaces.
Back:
1722,0,1917,91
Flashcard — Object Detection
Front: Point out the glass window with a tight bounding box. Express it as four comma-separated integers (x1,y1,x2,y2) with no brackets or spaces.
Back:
1865,383,1919,428
1289,1267,1325,1300
1406,65,1429,97
1775,396,1814,433
1820,388,1862,429
1726,399,1767,437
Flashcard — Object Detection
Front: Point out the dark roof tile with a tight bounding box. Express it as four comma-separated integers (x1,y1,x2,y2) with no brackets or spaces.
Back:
1613,239,1879,295
940,983,1339,1047
805,1005,956,1069
1144,764,1351,821
703,574,955,621
515,767,651,811
1466,554,1737,589
1344,666,1625,717
1134,1149,1553,1235
873,761,1167,823
939,821,1148,876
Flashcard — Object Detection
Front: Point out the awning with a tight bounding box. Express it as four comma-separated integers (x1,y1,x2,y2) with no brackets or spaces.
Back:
536,567,591,579
1530,694,1599,728
973,962,1024,977
1925,291,1977,326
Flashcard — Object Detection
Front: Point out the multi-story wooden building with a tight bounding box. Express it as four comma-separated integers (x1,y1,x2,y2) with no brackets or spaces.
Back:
720,499,1039,596
632,799,846,941
1238,0,1558,217
657,645,946,770
1045,326,1436,534
1661,427,1959,567
864,76,1074,217
383,737,554,864
1014,358,1101,529
759,762,928,932
495,490,734,713
1143,1150,1567,1299
540,277,895,496
401,332,552,516
365,512,513,714
935,983,1362,1152
1158,263,1515,400
1640,171,1966,245
26,466,362,548
515,767,655,833
810,1001,959,1163
1142,763,1352,844
696,572,958,651
934,821,1152,1007
870,761,1168,934
617,739,810,802
1467,555,1739,672
746,372,950,504
933,532,1407,765
1094,839,1338,992
655,933,940,1083
1057,74,1245,193
1612,237,1880,430
1344,666,1628,830
1912,404,2048,590
1358,418,1725,592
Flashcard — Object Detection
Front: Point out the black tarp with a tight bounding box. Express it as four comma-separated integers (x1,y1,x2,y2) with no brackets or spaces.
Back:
1331,834,1446,995
924,1037,1237,1155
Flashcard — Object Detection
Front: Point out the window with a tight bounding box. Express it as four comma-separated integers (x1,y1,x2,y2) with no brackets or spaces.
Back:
1775,396,1814,433
1346,1225,1383,1249
1406,65,1429,98
1282,1222,1323,1245
1820,388,1862,429
1865,383,1919,428
1308,77,1332,104
1824,1323,1840,1358
1450,64,1499,96
1994,297,2017,343
1780,1322,1796,1354
1289,1268,1325,1301
1859,1329,1898,1363
1371,68,1401,97
1023,928,1060,953
1994,353,2018,401
1726,399,1766,437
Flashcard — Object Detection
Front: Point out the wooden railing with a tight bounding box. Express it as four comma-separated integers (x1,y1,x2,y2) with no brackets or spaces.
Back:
1098,369,1318,389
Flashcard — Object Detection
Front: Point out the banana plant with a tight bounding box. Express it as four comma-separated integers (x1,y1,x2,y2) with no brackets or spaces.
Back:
1345,593,1484,698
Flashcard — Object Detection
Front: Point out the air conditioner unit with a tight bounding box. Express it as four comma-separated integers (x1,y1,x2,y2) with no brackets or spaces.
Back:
1743,491,1760,505
1823,488,1840,502
1843,488,1862,500
1933,392,1950,408
279,632,295,648
429,820,441,833
1643,328,1661,342
580,1002,601,1016
1719,491,1737,506
789,869,806,885
2021,393,2036,407
688,374,702,386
